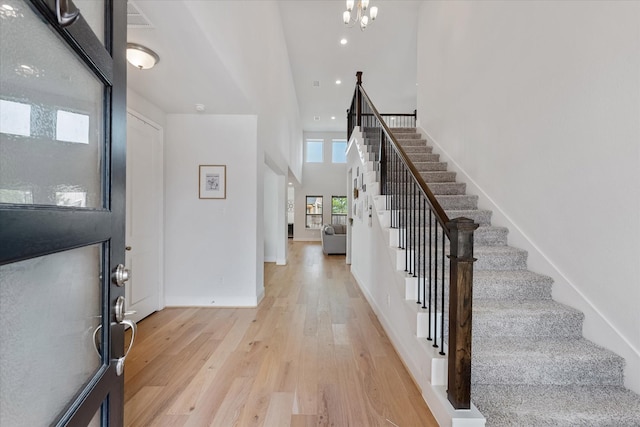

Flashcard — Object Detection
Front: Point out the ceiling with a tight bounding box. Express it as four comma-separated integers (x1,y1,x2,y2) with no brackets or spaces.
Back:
127,0,420,133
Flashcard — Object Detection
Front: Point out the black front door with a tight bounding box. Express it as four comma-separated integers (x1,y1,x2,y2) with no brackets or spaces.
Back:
0,0,127,425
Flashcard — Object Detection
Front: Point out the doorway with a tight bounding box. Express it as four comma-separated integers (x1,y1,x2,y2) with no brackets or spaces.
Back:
125,110,164,323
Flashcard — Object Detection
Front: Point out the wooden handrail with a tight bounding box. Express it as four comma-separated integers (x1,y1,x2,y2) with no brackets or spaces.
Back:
348,71,477,410
356,83,451,236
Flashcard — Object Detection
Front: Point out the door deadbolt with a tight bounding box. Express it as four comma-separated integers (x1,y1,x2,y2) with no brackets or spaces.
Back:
111,264,130,286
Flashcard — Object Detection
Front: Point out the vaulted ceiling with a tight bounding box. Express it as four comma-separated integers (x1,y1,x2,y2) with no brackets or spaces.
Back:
127,0,420,133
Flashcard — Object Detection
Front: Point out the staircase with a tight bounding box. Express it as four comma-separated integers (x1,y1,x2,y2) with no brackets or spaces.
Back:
372,127,640,426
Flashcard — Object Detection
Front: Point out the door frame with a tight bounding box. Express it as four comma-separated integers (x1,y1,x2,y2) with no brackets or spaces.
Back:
0,0,127,424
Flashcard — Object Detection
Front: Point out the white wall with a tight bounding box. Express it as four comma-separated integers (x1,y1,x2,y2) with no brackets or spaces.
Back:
164,114,262,306
183,0,303,182
127,89,166,129
294,132,348,241
417,1,640,392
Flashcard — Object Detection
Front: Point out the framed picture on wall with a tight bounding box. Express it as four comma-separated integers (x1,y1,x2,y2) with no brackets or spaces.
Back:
199,165,226,199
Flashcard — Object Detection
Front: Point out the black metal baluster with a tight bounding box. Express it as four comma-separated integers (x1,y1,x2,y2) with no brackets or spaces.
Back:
421,197,426,309
433,222,439,349
409,181,415,276
440,232,446,355
426,210,432,339
416,188,421,304
404,169,408,272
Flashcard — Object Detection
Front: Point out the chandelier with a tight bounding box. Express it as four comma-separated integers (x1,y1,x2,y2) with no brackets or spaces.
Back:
343,0,378,31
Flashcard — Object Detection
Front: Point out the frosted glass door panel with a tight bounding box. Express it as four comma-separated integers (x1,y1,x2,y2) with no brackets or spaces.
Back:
0,0,104,208
0,244,103,426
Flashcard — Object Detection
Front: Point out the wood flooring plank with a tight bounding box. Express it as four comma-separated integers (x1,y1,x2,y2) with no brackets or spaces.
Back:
125,242,438,427
290,414,317,427
294,336,318,415
209,376,254,427
262,392,294,427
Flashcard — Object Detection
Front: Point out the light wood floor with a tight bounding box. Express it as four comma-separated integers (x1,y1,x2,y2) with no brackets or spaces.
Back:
124,241,438,426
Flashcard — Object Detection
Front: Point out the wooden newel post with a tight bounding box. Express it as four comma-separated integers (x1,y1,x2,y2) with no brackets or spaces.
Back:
446,217,479,410
356,71,363,128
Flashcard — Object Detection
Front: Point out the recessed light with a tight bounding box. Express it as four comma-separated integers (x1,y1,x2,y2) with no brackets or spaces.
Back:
340,38,347,45
288,182,293,185
335,80,341,85
331,116,336,120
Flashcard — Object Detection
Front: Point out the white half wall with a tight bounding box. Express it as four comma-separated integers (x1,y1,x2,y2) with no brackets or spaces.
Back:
264,167,278,263
164,114,260,307
417,1,640,392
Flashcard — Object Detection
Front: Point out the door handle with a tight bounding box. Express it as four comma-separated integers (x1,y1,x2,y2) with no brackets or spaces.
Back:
91,296,138,376
115,319,136,376
55,0,80,27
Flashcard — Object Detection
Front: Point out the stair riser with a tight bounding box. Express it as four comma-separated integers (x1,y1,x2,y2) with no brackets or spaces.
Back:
397,139,429,146
472,359,624,386
428,182,467,195
388,209,491,226
383,195,477,210
413,162,448,172
474,282,552,300
402,145,433,154
472,312,584,338
401,249,526,272
420,172,457,183
395,134,422,140
387,226,507,247
476,252,527,271
408,153,440,162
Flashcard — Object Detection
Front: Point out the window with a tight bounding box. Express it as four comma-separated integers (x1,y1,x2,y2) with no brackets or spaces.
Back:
331,196,347,225
0,99,31,137
306,140,323,163
332,140,347,163
56,110,90,144
305,195,323,229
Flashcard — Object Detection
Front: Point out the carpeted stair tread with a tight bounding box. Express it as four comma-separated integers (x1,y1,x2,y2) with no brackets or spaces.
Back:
474,245,528,270
389,127,417,133
471,384,640,427
425,182,466,195
472,299,584,338
412,161,449,172
407,152,440,162
435,194,478,209
420,171,457,182
384,128,640,423
445,209,492,225
395,133,423,140
473,270,553,299
472,337,624,386
385,194,478,210
401,145,433,154
411,244,527,271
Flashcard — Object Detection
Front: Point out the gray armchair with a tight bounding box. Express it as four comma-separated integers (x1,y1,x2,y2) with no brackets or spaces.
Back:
321,224,346,255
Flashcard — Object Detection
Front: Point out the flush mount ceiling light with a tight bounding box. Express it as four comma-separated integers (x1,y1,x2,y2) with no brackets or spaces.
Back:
126,43,159,70
343,0,378,31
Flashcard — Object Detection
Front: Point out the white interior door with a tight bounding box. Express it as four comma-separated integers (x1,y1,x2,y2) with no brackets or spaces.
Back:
125,111,163,323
